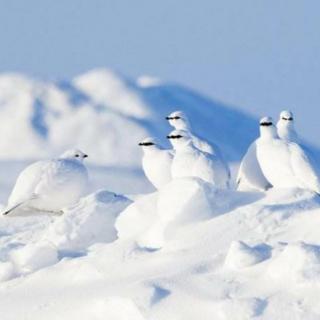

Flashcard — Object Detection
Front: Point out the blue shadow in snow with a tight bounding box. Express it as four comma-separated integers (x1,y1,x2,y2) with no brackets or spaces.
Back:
151,285,171,305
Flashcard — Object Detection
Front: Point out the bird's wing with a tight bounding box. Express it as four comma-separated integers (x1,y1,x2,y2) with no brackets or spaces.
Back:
6,161,48,206
2,194,38,215
33,159,75,196
289,142,320,194
194,152,216,183
237,141,271,191
191,134,216,155
3,161,48,215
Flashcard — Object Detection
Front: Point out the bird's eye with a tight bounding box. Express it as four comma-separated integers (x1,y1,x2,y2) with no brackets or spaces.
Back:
174,116,180,120
75,154,79,157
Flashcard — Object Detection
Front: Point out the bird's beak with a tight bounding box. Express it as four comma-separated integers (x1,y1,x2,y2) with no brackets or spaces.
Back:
138,142,143,146
165,116,170,120
167,135,171,139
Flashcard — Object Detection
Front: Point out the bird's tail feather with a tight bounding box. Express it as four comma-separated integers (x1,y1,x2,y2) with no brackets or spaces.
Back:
2,194,39,216
2,201,27,216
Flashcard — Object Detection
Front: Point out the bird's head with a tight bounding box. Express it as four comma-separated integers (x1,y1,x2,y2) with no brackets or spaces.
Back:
138,137,159,152
60,149,88,162
167,129,192,149
259,116,278,139
280,110,294,122
166,110,189,130
278,110,294,129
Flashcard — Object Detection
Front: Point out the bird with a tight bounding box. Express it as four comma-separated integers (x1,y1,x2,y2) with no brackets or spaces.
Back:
166,110,230,175
236,140,272,191
139,137,173,189
166,110,217,155
256,117,320,194
276,110,299,143
167,129,230,188
2,149,89,216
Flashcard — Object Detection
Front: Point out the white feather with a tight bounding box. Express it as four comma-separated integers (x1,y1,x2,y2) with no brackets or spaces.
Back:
140,138,173,189
276,110,299,143
168,130,230,188
237,141,271,191
256,117,320,194
3,149,88,215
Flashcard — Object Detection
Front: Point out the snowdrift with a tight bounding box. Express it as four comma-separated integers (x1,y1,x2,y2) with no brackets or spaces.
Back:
1,178,320,319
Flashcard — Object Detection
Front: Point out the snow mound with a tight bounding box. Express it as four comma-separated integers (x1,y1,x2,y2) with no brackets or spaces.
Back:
116,178,217,249
2,181,320,318
10,241,58,273
267,242,320,284
157,177,216,224
224,241,271,270
45,190,132,251
73,69,150,118
115,192,158,241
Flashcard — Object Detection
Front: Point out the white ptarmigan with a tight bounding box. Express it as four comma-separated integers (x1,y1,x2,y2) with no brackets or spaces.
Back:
236,140,272,191
166,110,217,155
256,117,320,194
167,129,230,188
2,149,89,215
166,110,230,176
276,110,299,143
139,137,173,189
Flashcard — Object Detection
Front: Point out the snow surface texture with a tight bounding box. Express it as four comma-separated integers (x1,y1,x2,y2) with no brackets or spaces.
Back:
1,70,320,319
2,181,320,319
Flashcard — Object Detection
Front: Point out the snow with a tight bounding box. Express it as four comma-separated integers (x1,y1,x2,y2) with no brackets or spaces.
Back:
224,240,271,270
1,69,320,318
10,241,59,273
2,183,320,318
0,68,266,166
45,190,131,251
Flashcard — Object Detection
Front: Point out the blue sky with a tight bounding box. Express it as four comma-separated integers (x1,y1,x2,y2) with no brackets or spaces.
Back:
0,0,320,144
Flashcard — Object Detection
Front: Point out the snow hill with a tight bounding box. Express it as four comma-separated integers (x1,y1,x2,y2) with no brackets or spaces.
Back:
0,69,259,165
1,181,320,319
1,69,320,319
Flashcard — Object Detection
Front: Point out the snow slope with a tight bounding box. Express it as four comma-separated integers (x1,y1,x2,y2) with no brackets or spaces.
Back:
0,69,260,166
1,181,320,319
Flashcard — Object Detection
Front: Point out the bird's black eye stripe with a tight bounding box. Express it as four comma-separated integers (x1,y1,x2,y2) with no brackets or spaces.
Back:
75,154,80,157
281,117,293,121
166,116,181,120
260,122,273,126
167,134,183,139
139,142,155,146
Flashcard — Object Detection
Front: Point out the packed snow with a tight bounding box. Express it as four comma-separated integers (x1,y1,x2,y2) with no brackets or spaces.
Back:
1,69,320,319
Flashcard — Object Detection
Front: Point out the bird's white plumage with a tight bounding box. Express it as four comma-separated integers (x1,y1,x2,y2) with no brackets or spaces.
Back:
166,110,230,179
237,141,271,191
276,110,299,143
3,149,89,215
168,129,230,188
166,110,217,155
139,137,173,189
256,117,320,193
